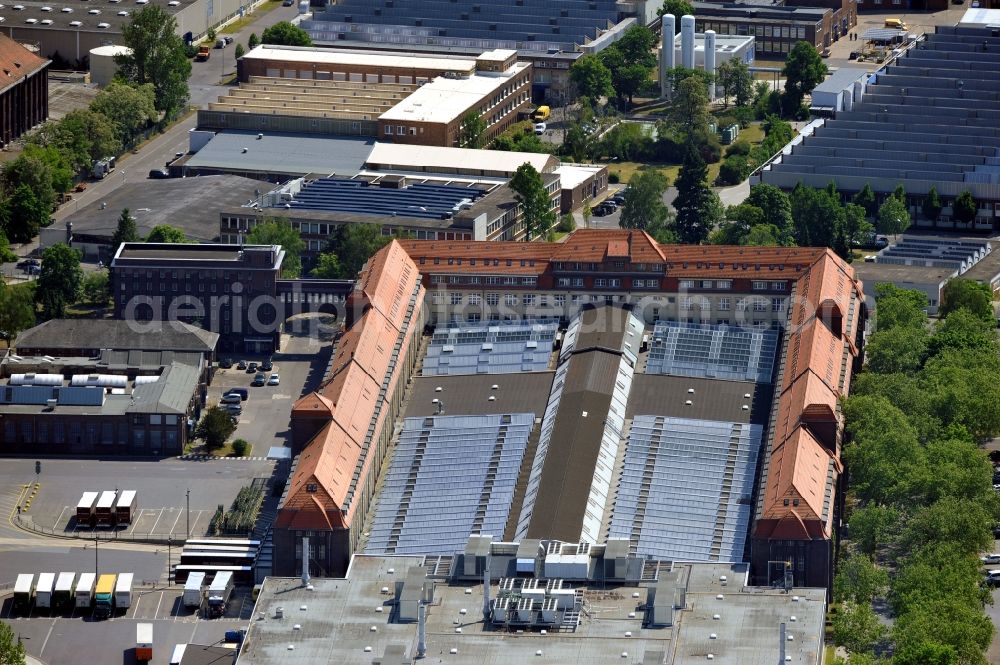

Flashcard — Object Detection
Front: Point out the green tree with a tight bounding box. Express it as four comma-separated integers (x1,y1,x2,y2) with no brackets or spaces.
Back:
36,243,83,320
111,208,138,248
833,554,889,605
4,151,57,216
0,284,36,345
81,271,110,307
897,498,995,557
91,81,158,148
310,252,342,278
247,32,260,49
666,76,710,144
261,21,313,46
877,195,911,237
620,169,671,232
658,0,693,24
715,59,752,108
673,144,716,244
892,643,958,665
952,190,978,226
789,184,843,249
509,162,556,241
206,28,217,42
246,220,304,278
847,503,900,557
569,54,614,102
921,186,942,222
116,5,192,115
746,184,794,243
742,224,782,246
5,184,48,243
145,224,188,243
458,111,486,149
781,41,827,115
599,26,656,107
234,43,245,59
939,278,993,322
327,224,393,278
0,230,15,262
231,438,249,456
852,183,877,218
872,283,928,331
831,601,887,654
864,325,928,374
195,406,237,451
929,308,997,358
557,213,576,233
52,108,121,168
0,620,26,665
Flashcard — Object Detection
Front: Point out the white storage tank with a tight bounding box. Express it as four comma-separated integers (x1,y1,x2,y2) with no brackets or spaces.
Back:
89,45,132,87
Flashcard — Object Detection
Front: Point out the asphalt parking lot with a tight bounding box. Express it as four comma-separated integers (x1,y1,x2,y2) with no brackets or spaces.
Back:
3,457,274,541
209,331,332,457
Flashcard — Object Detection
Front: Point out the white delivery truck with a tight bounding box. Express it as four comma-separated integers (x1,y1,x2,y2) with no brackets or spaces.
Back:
136,622,153,661
206,570,234,618
75,572,96,608
35,572,56,610
183,571,207,609
114,572,134,611
13,574,35,614
53,572,75,611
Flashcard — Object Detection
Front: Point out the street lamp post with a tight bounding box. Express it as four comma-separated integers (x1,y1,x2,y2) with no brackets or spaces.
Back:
94,530,99,578
186,488,190,539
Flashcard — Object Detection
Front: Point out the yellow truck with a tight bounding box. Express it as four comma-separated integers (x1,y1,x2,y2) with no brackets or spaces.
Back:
531,105,551,121
94,574,116,619
884,18,907,30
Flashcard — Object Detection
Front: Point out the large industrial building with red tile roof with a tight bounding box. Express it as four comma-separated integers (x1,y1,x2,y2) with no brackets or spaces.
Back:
0,34,48,148
274,229,865,589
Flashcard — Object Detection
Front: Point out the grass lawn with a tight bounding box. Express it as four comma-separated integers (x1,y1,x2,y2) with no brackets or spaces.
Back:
824,645,837,663
218,0,284,35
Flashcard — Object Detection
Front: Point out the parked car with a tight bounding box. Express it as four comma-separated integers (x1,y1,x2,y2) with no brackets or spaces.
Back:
224,36,234,45
225,388,248,402
246,362,258,374
236,359,247,370
261,358,273,371
611,194,625,206
221,394,242,405
224,403,242,416
533,122,547,135
147,169,170,179
986,570,1000,586
282,0,293,5
267,373,280,386
251,372,266,387
981,554,1000,565
25,265,40,275
16,259,39,269
218,358,233,369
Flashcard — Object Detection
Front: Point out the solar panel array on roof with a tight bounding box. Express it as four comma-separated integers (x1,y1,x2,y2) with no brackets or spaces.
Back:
305,0,621,52
365,413,533,555
423,321,558,375
877,237,990,271
0,385,105,406
279,178,485,220
608,415,763,562
646,322,779,383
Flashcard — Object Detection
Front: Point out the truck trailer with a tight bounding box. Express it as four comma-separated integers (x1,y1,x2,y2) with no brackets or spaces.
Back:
136,623,153,662
94,574,117,619
206,571,234,618
115,490,137,525
183,571,207,609
35,572,56,610
76,491,99,528
95,491,117,527
114,572,134,611
169,644,187,665
75,572,96,608
53,572,75,611
13,574,34,614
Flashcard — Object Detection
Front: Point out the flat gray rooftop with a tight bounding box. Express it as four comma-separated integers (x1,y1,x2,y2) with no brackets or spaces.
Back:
238,556,826,665
405,373,554,418
185,132,374,177
626,375,771,425
851,261,955,288
63,175,263,243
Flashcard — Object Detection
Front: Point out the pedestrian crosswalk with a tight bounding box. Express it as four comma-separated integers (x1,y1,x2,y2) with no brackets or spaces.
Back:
177,454,271,461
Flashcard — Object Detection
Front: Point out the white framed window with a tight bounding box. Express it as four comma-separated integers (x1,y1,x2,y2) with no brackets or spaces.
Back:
679,279,695,289
772,297,785,312
486,293,499,306
450,293,463,305
753,299,767,312
595,278,607,287
505,294,517,306
718,297,730,311
469,294,482,305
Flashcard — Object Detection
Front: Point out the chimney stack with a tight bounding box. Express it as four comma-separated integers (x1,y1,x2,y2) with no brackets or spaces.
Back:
417,602,427,658
301,536,310,586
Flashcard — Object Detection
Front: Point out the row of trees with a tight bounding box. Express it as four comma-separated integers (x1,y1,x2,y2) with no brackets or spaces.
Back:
832,281,1000,665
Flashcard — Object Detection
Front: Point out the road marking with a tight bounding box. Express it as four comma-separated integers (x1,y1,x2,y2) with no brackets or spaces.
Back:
153,591,164,619
149,508,165,536
170,509,182,536
54,505,69,530
39,618,56,656
189,509,206,536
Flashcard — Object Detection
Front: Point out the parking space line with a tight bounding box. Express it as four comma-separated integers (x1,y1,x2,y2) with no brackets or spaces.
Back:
170,509,182,536
188,509,206,536
54,505,68,530
39,618,56,656
149,508,165,536
153,591,164,619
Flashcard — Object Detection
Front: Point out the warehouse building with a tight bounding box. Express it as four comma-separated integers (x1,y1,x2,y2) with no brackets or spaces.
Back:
299,0,659,101
274,230,864,589
757,25,1000,232
13,318,219,361
240,547,827,665
208,47,531,148
0,348,206,456
0,34,48,148
691,1,836,57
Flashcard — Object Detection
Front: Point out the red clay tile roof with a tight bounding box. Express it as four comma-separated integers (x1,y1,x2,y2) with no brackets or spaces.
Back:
0,35,48,94
551,229,666,263
758,426,839,539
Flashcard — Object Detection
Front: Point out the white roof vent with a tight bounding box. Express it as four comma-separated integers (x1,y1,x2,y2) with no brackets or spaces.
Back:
97,21,109,27
68,19,81,25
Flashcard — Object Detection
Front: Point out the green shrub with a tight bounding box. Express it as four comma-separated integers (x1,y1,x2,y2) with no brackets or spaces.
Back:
231,438,249,457
725,140,751,157
608,171,620,184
